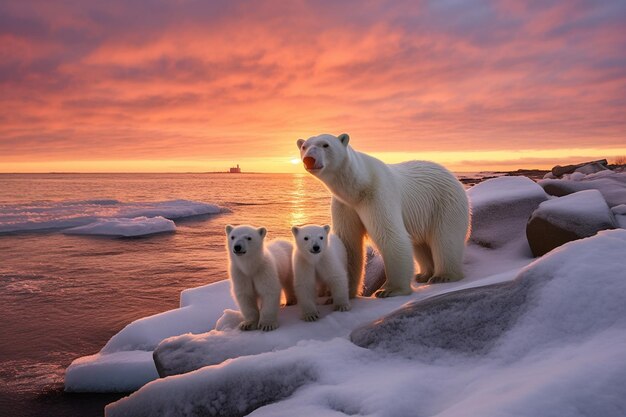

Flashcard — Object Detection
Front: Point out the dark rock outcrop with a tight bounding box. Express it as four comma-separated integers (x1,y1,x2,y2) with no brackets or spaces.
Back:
526,190,616,257
551,159,608,177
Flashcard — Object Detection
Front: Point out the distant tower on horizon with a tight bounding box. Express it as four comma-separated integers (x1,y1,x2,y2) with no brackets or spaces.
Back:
229,164,241,173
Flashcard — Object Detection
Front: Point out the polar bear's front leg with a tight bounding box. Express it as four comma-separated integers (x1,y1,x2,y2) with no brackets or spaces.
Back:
256,271,282,331
331,198,366,298
362,208,414,298
232,277,260,331
294,260,320,321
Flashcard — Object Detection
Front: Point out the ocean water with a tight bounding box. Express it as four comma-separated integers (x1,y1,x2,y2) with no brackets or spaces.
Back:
0,173,331,417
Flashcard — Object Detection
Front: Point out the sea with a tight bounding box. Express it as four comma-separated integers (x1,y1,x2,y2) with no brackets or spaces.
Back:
0,172,483,417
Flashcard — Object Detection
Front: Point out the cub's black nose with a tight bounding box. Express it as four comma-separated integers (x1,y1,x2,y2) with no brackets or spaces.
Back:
234,244,242,252
312,245,320,253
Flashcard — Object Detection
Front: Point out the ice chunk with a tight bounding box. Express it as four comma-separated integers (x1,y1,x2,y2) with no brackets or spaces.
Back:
65,281,236,392
65,351,158,393
0,199,228,234
64,216,175,237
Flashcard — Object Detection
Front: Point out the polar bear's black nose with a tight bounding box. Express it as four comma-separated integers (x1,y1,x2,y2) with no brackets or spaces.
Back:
312,244,320,253
234,244,242,252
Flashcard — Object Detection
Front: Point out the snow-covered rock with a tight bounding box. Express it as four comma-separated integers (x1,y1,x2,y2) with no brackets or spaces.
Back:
105,230,626,417
0,199,229,234
526,190,616,256
467,176,548,248
64,216,175,237
539,170,626,207
612,204,626,229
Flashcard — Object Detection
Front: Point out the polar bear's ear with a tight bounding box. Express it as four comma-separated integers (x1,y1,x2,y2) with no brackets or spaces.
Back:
291,226,299,236
337,133,350,146
297,139,305,150
258,227,267,238
323,225,331,234
225,225,233,235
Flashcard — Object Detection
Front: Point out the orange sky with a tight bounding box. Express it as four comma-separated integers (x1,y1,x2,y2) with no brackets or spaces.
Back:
1,0,625,173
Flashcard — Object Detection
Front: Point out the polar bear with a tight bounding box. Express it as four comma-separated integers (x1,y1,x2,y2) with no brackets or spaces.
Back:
297,133,470,298
291,224,351,321
225,225,296,331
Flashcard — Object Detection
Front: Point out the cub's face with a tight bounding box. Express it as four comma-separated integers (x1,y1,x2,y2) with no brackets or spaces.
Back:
292,225,331,257
225,225,266,258
296,133,350,177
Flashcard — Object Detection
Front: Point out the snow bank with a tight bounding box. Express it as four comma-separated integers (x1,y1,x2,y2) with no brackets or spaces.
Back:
540,170,626,207
64,216,176,237
106,230,626,417
65,281,236,392
65,351,158,393
0,199,228,234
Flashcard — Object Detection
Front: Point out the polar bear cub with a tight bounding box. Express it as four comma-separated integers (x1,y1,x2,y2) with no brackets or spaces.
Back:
292,224,350,321
225,225,296,331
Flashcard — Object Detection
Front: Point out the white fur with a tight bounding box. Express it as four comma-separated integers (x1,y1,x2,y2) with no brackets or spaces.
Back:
291,225,350,321
297,133,470,298
225,225,295,331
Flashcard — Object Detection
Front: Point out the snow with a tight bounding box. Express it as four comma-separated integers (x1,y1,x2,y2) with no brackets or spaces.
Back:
467,175,547,208
540,170,626,207
612,204,626,229
467,176,547,248
64,216,176,237
0,199,229,234
530,189,616,236
64,351,158,393
106,229,626,417
64,280,236,392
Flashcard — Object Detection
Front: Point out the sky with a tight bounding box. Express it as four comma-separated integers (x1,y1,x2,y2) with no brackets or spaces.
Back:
1,0,625,173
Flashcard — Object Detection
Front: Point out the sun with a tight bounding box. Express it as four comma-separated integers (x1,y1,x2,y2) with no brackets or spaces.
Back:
290,158,301,164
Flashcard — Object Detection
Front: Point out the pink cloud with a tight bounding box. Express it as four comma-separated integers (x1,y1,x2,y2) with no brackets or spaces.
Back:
0,0,624,165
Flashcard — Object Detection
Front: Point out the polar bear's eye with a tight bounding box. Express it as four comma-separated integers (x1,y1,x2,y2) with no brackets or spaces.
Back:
246,237,252,241
320,236,324,240
323,143,329,148
231,236,235,240
304,237,309,241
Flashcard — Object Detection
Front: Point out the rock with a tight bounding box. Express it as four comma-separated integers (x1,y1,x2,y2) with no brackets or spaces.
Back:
611,204,626,229
539,170,626,207
351,229,626,361
526,190,616,257
362,246,386,296
467,176,548,248
351,280,530,360
551,159,608,177
574,162,609,175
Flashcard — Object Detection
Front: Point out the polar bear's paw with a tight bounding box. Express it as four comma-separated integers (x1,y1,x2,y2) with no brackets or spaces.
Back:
415,273,433,283
302,311,320,322
374,287,412,298
258,321,279,331
334,303,351,312
239,320,258,331
427,275,462,284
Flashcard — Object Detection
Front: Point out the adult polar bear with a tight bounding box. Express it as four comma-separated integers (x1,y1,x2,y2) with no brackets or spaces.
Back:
297,133,470,298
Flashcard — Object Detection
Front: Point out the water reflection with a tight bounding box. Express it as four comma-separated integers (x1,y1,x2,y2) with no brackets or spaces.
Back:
289,174,308,226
